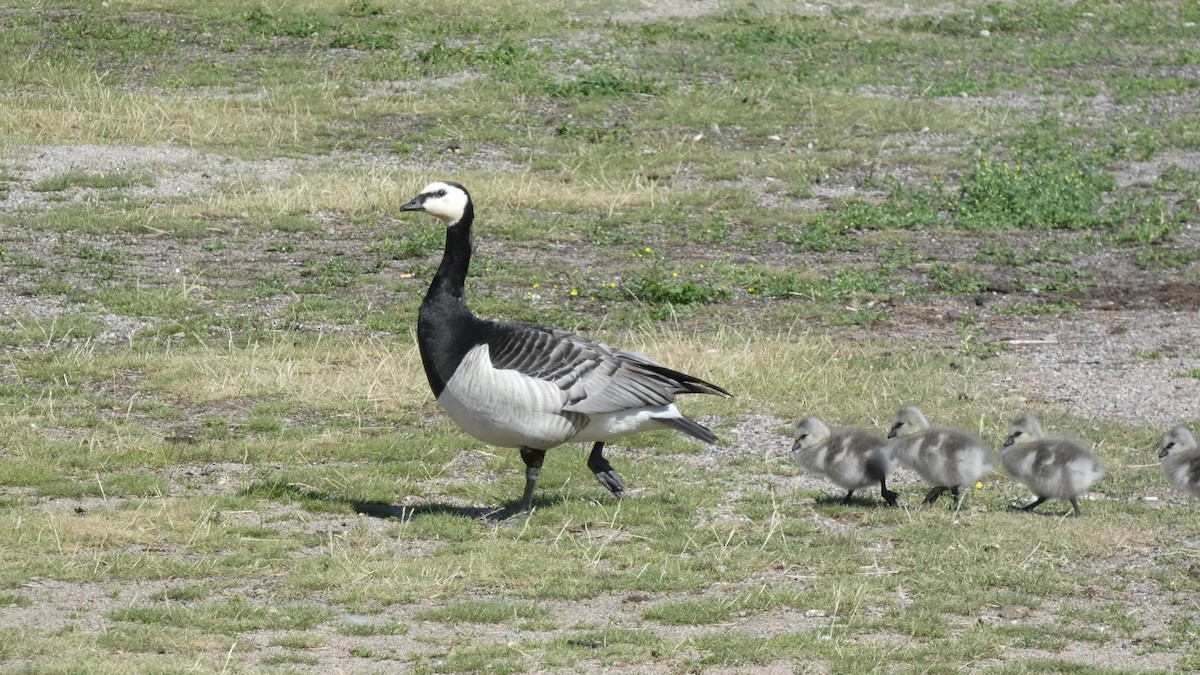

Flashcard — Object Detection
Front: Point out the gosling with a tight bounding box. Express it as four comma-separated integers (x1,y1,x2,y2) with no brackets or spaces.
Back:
887,405,992,510
792,416,898,506
1001,412,1104,517
1159,426,1200,500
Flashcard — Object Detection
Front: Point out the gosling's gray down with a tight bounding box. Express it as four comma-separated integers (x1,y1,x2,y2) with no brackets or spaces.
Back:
1002,412,1103,517
887,405,992,510
792,416,898,506
1159,426,1200,500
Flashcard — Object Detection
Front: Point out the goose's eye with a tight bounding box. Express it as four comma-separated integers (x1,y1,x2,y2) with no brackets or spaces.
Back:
435,189,447,197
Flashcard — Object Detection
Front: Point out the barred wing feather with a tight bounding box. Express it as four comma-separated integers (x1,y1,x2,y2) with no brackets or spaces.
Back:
483,322,728,415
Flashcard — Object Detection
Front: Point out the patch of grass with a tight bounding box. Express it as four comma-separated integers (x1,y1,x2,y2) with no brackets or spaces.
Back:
337,618,409,636
834,182,946,231
297,256,375,292
0,592,33,607
96,286,200,318
776,220,860,252
642,588,807,625
414,600,549,625
1134,245,1198,270
366,228,444,260
269,633,328,649
955,123,1117,232
929,263,989,294
0,315,103,347
108,597,333,634
31,171,153,193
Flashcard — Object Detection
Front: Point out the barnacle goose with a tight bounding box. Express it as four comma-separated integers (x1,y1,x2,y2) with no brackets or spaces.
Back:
792,415,898,506
399,181,731,516
887,405,993,510
1158,426,1200,500
1001,412,1103,517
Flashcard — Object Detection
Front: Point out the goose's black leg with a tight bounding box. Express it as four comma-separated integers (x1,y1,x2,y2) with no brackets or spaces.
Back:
879,478,899,507
1009,496,1047,513
586,442,625,498
922,486,947,505
1070,498,1082,517
841,490,855,505
950,486,963,510
518,447,546,515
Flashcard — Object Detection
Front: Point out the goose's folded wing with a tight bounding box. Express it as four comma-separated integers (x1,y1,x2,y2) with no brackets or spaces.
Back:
483,323,725,415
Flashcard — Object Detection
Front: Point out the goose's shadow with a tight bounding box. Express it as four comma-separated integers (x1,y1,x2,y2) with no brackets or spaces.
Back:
351,495,564,523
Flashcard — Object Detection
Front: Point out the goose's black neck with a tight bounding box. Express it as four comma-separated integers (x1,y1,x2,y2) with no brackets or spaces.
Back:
418,201,479,398
426,203,474,302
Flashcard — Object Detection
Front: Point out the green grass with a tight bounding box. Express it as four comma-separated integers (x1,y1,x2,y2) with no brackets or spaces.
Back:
0,0,1197,670
30,170,153,192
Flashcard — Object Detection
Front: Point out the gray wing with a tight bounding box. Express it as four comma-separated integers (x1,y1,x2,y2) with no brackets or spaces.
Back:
483,321,728,416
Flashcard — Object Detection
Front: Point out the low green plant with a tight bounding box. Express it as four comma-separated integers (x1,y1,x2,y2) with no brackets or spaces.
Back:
929,263,989,294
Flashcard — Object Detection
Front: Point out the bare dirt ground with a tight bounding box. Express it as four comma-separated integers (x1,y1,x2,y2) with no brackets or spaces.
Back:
2,137,1197,671
1,1,1199,669
3,141,1197,430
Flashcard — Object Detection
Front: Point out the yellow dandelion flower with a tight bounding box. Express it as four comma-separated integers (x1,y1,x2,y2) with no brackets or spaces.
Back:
570,288,579,296
644,246,652,253
975,481,983,490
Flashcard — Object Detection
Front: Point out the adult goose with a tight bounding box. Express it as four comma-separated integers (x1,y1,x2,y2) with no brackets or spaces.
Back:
399,181,731,516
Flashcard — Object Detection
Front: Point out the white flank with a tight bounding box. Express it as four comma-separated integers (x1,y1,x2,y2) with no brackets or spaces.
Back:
437,344,682,449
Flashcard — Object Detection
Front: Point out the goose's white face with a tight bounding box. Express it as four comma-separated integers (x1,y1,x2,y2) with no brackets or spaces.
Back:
792,416,830,452
400,181,470,224
1160,426,1197,459
1004,413,1045,448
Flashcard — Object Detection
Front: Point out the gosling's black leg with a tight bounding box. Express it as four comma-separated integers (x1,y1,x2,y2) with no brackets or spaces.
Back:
517,447,546,516
950,486,963,511
1070,497,1082,517
841,490,855,505
922,486,947,505
1008,495,1048,513
879,478,899,507
586,442,625,498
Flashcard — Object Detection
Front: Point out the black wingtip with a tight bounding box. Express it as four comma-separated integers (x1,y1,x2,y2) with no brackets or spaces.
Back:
638,362,732,398
658,416,719,445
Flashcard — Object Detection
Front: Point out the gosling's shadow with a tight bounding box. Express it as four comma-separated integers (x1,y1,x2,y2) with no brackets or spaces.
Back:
1006,504,1080,518
813,494,896,509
